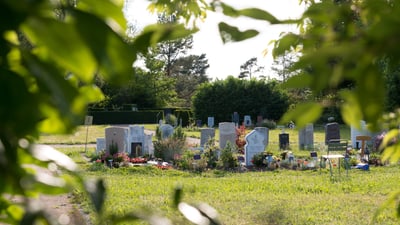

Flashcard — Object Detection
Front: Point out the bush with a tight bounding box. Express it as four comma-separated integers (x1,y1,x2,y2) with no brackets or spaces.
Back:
252,152,266,168
218,141,238,170
203,138,219,169
154,138,186,162
260,119,277,129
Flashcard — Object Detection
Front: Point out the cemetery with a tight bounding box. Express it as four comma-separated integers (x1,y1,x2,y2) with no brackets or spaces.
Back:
88,116,388,176
38,119,400,225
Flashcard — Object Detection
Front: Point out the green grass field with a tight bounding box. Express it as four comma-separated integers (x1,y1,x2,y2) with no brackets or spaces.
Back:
50,125,400,225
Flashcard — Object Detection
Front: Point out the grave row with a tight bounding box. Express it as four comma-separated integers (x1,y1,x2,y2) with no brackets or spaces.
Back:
96,121,375,167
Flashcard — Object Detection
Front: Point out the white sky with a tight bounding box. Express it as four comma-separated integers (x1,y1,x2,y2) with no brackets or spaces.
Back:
124,0,305,80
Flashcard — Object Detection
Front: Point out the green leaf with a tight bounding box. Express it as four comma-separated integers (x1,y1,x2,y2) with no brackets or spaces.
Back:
280,102,323,128
340,91,363,129
272,33,300,57
282,74,311,89
134,23,198,53
218,22,259,43
73,9,137,85
85,179,106,214
238,8,279,24
22,17,97,83
77,0,127,34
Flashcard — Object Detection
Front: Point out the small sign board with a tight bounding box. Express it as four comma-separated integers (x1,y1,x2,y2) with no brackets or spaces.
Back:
85,116,93,125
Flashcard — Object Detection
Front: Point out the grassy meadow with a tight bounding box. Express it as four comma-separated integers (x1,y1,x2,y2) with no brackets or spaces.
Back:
48,125,400,225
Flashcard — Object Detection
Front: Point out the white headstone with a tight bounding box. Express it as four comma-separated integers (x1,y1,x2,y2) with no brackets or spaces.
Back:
96,137,106,153
244,115,251,127
200,128,215,147
351,120,372,148
254,127,269,146
298,123,314,150
207,117,215,128
105,126,130,154
219,122,236,149
244,130,267,166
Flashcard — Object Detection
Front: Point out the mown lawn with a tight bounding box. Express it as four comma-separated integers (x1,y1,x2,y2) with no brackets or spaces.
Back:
58,146,400,225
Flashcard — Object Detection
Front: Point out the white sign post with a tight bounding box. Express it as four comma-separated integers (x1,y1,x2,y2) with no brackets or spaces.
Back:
84,116,93,153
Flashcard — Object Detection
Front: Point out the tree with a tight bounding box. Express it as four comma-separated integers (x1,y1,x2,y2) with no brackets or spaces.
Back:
171,54,210,107
156,13,194,77
239,57,264,79
192,76,289,124
270,50,299,82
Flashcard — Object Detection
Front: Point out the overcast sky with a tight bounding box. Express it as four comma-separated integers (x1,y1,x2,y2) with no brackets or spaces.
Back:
124,0,305,80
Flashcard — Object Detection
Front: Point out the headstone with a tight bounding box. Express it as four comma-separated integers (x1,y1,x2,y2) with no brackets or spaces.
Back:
105,126,130,154
200,128,215,147
325,122,340,144
256,115,263,126
254,127,269,147
351,120,372,148
219,122,236,149
244,130,267,166
159,124,174,139
298,123,314,150
207,117,214,128
144,134,154,156
129,125,144,142
96,137,106,153
233,112,239,125
279,133,289,150
196,120,202,127
244,115,251,127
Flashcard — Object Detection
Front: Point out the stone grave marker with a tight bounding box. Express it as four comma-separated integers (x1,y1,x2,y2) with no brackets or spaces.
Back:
325,122,340,144
200,128,215,147
96,137,105,153
244,115,251,127
159,124,174,139
129,125,145,156
298,123,314,150
105,126,130,154
256,115,263,126
219,122,236,149
350,120,372,149
245,129,267,166
207,117,214,128
144,134,154,156
279,133,289,150
254,127,269,146
233,112,239,125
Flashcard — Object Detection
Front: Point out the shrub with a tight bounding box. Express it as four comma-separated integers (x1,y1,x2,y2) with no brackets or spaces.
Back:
218,141,238,170
252,152,266,168
260,119,277,129
203,138,219,169
165,114,177,126
154,138,186,162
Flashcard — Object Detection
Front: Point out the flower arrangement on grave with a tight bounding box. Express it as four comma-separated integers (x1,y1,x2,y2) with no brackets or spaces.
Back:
235,124,247,154
130,157,148,164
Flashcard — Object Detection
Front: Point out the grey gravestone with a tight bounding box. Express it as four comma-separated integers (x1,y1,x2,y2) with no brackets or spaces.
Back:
96,137,106,153
279,133,289,150
325,122,340,144
200,128,215,147
245,130,267,166
254,127,269,146
159,124,174,139
219,122,236,149
207,117,214,128
105,126,130,154
298,123,314,150
233,112,239,125
129,125,145,150
244,115,251,127
144,134,154,156
350,120,372,148
256,115,263,126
